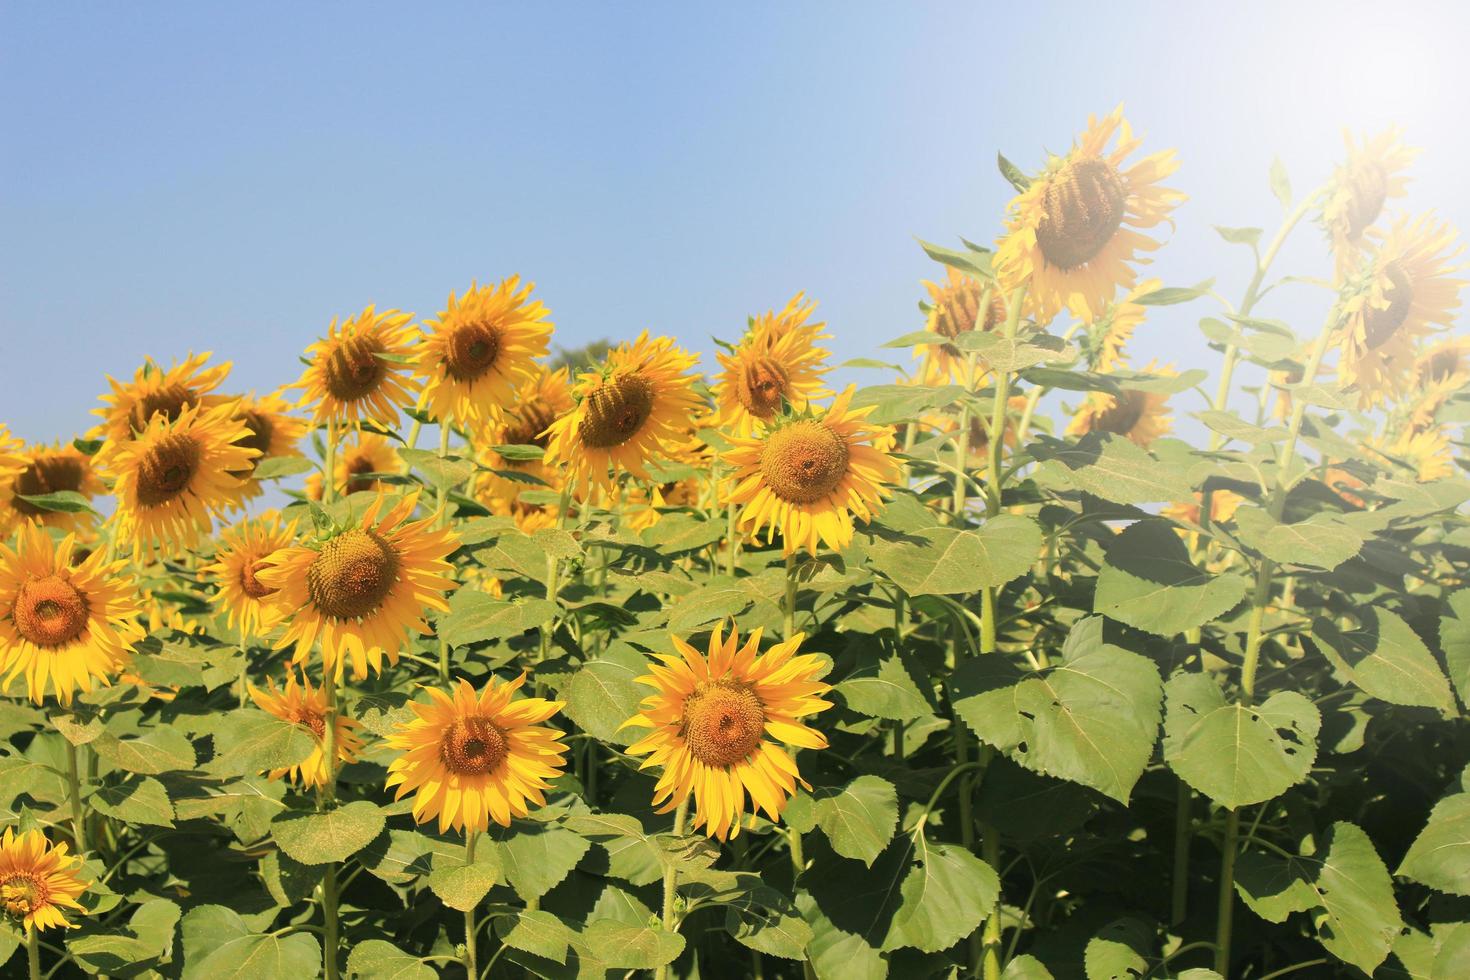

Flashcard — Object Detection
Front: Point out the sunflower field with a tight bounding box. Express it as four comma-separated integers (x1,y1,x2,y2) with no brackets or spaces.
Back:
1,107,1468,980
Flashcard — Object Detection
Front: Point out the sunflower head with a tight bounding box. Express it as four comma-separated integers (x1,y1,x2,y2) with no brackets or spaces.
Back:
623,623,832,840
0,442,105,538
291,306,420,428
0,523,143,704
715,294,831,436
415,277,554,424
92,352,233,443
916,269,1007,385
544,332,703,495
0,828,90,932
385,673,569,833
305,432,402,501
995,106,1184,323
1066,366,1175,448
205,513,298,639
1323,128,1418,275
1084,278,1158,372
224,392,308,502
723,387,900,555
249,669,363,788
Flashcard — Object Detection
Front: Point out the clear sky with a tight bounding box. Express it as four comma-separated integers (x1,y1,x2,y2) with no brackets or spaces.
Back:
3,1,1468,444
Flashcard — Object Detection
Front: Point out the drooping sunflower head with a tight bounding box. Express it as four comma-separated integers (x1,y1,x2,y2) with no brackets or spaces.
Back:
305,432,403,501
1409,337,1470,430
291,306,420,428
91,352,233,443
918,269,1007,384
100,404,257,561
415,277,554,425
0,828,90,931
0,522,143,705
1066,366,1175,448
1337,213,1467,408
258,491,458,681
623,622,832,841
715,294,832,436
386,673,569,833
995,106,1184,323
0,442,105,538
204,513,298,639
1322,128,1418,275
723,386,900,556
249,668,364,788
223,392,309,503
544,332,704,495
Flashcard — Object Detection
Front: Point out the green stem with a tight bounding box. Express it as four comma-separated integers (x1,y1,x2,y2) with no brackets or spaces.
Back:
320,669,341,980
537,480,575,677
64,741,87,854
952,289,989,517
27,925,39,980
725,499,738,577
1214,808,1240,977
654,797,691,980
237,626,250,709
322,862,341,980
783,551,798,640
322,418,338,504
788,822,818,980
1170,781,1192,926
435,423,453,681
463,832,479,980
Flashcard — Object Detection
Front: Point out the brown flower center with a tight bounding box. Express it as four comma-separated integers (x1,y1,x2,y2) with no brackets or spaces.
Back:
13,575,90,648
306,529,398,620
343,453,384,495
1423,348,1461,384
291,705,327,739
1,872,48,921
439,716,509,776
736,355,791,420
933,278,1007,357
681,679,765,768
135,433,200,507
445,321,504,382
238,410,274,459
1094,391,1148,437
1036,157,1128,270
760,421,849,504
1363,260,1413,349
128,383,193,433
1345,160,1388,241
499,401,560,457
578,374,655,449
240,558,275,600
11,455,87,517
323,335,387,401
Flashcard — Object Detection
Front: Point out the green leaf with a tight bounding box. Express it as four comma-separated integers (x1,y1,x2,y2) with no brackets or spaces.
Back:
17,490,98,515
1438,589,1470,708
345,940,436,979
68,898,179,974
1398,792,1470,896
811,776,898,867
72,437,104,455
251,455,315,480
271,801,386,865
1193,410,1287,445
917,237,994,280
954,331,1075,372
260,849,323,907
358,828,459,885
867,516,1041,596
1233,509,1364,571
884,838,999,953
1270,156,1292,206
1002,954,1056,979
1234,822,1402,974
561,645,649,746
836,656,933,722
849,383,967,424
725,886,813,960
428,839,503,911
1094,520,1247,636
495,910,577,965
207,709,317,778
1032,433,1194,505
91,727,198,775
180,904,322,979
798,893,887,980
1162,672,1320,809
997,152,1031,192
1214,225,1263,247
641,512,727,553
563,812,665,886
494,823,591,900
951,618,1162,803
1084,917,1151,980
438,590,556,647
490,443,545,461
399,448,476,489
1132,279,1214,306
1312,608,1455,712
90,773,175,827
667,586,752,633
579,920,685,969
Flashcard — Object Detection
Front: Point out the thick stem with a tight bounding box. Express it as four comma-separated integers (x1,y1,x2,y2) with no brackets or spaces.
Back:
783,551,798,641
1215,808,1241,977
654,797,691,980
1170,780,1193,926
462,833,480,980
26,925,39,980
788,823,818,980
322,862,341,980
65,741,87,854
320,669,341,980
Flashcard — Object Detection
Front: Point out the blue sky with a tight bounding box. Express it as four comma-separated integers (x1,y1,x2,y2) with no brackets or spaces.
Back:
3,1,1468,443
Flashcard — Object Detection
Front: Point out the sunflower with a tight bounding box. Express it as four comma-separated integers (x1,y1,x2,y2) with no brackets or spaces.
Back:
923,395,1029,469
0,442,105,538
305,432,402,501
473,366,573,507
1337,214,1467,408
723,386,900,556
543,332,703,496
996,106,1184,323
101,404,257,561
622,623,832,841
91,352,233,443
225,392,309,504
1066,366,1175,447
714,294,831,436
1162,489,1245,528
1085,278,1158,372
258,491,458,681
415,277,554,425
916,269,1007,385
248,669,364,788
1322,128,1418,276
1409,337,1470,429
204,513,299,639
1370,427,1455,482
290,306,420,429
385,674,569,833
0,523,143,705
142,587,207,637
0,828,89,931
